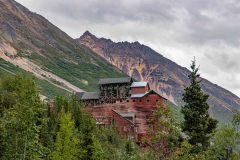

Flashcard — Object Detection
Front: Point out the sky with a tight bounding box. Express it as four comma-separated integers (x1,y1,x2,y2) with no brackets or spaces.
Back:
16,0,240,97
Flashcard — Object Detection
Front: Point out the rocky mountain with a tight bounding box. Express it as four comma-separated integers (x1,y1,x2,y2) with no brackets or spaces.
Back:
0,0,239,123
0,0,125,98
77,31,240,123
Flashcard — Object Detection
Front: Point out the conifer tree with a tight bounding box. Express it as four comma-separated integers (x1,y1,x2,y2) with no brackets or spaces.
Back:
181,59,217,152
89,135,105,160
50,112,79,160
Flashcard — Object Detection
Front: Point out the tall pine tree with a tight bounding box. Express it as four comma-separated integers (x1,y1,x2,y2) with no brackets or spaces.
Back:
181,59,217,153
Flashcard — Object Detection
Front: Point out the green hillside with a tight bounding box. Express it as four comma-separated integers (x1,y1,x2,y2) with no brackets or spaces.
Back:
0,47,126,98
0,58,70,98
26,47,126,92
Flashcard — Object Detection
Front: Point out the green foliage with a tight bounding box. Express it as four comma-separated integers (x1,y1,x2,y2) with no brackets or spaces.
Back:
232,110,240,130
88,135,106,160
204,111,240,160
96,126,127,160
181,59,217,152
143,104,210,160
125,140,135,156
50,112,79,160
207,126,240,160
146,105,181,159
168,102,184,123
2,74,239,160
0,75,48,159
50,96,106,160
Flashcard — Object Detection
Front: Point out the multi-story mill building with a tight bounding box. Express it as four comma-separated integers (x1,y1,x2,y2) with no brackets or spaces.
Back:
76,77,168,142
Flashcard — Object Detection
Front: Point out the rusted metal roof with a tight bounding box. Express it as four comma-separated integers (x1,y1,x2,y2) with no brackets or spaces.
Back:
99,77,132,85
76,92,99,100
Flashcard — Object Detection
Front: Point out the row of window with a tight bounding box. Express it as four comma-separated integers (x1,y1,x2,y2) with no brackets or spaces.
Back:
123,99,159,103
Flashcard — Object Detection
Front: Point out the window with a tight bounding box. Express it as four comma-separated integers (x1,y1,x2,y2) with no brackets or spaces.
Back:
126,100,129,102
133,100,135,102
139,100,142,102
147,100,150,102
156,100,159,102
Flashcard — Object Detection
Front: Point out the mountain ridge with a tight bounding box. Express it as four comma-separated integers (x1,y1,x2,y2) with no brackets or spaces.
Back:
0,0,239,123
77,31,240,123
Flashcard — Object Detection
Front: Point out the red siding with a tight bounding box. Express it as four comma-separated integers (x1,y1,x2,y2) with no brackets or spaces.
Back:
131,85,150,94
85,93,167,142
131,94,166,107
112,111,136,140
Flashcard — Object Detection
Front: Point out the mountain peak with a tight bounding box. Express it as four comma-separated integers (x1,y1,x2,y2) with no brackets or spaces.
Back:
133,41,140,45
82,30,94,37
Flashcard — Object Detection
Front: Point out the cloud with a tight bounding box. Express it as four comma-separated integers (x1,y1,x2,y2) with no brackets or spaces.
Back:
16,0,240,97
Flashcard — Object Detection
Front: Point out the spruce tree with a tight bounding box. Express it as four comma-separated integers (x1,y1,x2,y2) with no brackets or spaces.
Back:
181,59,217,152
50,112,79,160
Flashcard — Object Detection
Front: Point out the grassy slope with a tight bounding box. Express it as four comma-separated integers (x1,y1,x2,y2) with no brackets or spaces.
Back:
26,47,126,92
0,58,70,98
168,102,183,123
1,45,127,98
168,101,230,126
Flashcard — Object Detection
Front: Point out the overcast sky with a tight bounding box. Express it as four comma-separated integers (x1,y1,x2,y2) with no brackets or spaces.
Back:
16,0,240,97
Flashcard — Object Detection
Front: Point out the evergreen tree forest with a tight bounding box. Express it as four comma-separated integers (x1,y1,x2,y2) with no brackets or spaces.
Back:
0,60,240,160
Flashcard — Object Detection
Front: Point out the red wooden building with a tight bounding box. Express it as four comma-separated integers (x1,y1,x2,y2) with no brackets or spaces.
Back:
76,78,167,142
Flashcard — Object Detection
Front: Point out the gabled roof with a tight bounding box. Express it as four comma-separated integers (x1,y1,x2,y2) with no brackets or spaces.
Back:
112,110,136,125
99,77,132,85
76,92,99,100
131,90,167,100
130,82,148,88
144,90,162,97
